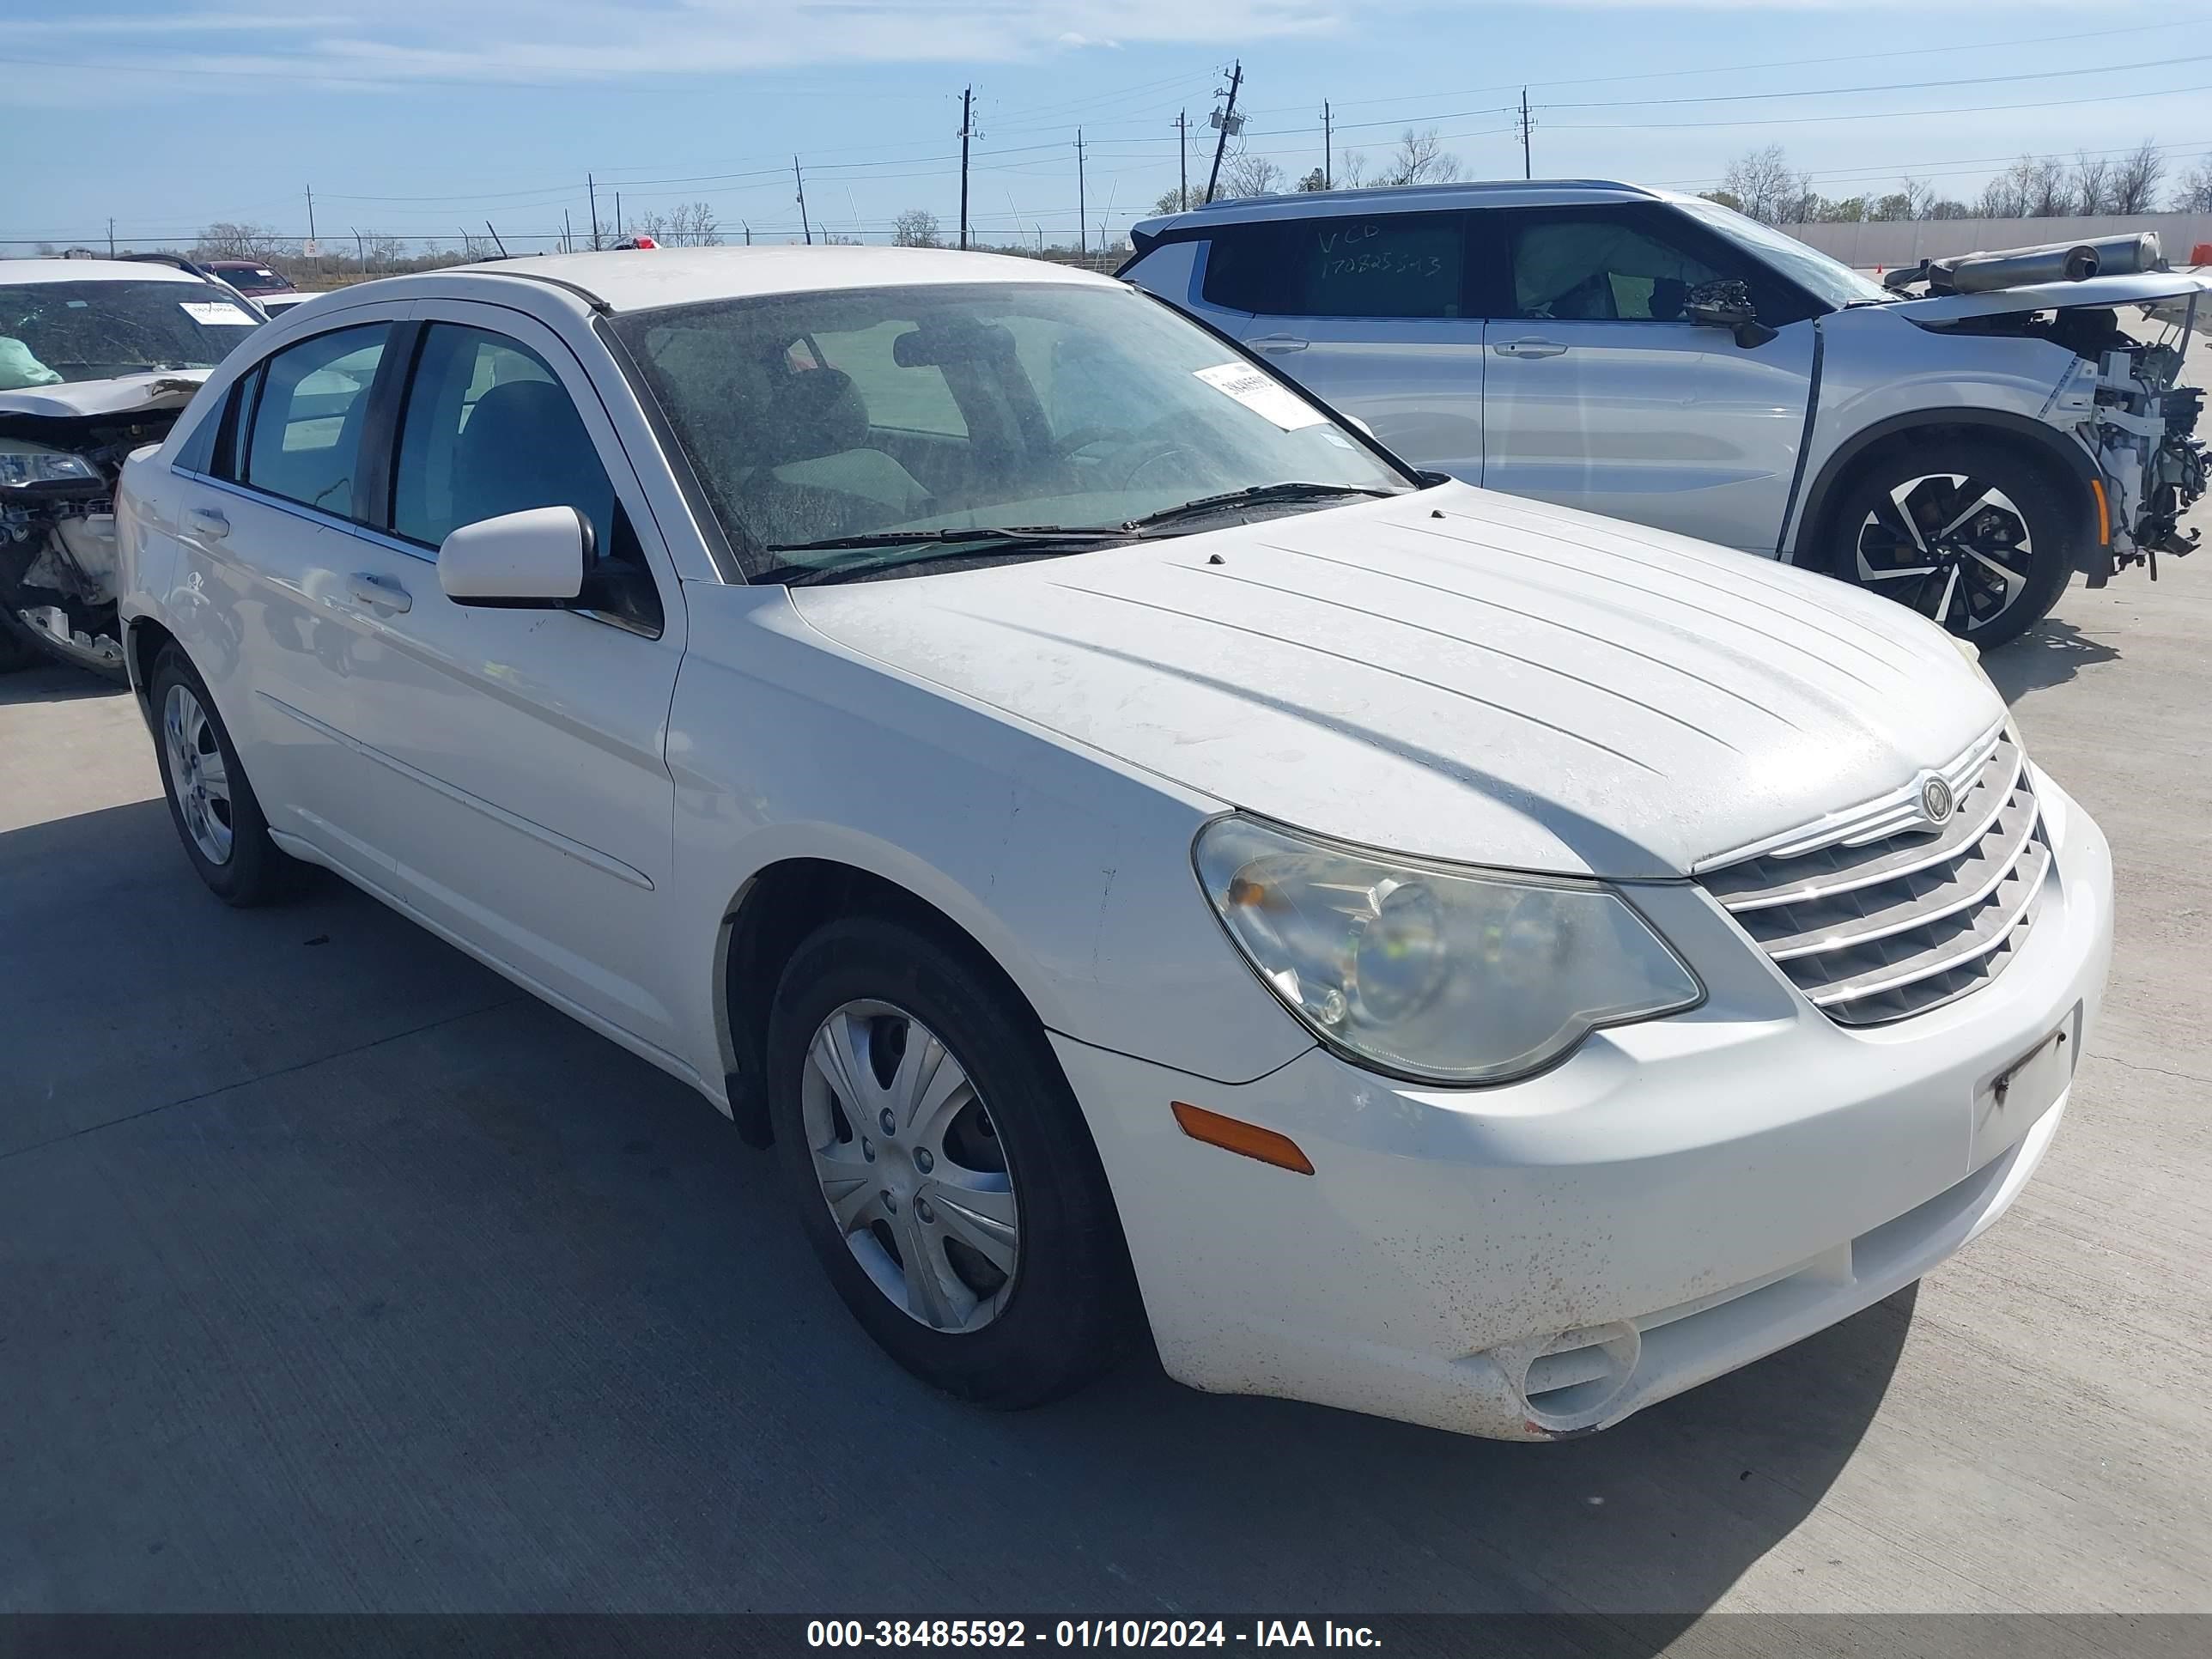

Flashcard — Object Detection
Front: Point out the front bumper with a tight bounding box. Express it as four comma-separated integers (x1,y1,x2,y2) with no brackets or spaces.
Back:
1059,768,2114,1441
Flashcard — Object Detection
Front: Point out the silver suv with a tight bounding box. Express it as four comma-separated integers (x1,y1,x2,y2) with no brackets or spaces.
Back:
1121,179,2207,645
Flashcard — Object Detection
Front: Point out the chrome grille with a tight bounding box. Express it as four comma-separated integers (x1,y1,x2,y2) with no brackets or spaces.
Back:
1698,726,2049,1026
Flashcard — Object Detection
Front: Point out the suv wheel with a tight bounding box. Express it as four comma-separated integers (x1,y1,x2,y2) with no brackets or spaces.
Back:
1827,441,2075,647
766,915,1134,1407
149,647,308,906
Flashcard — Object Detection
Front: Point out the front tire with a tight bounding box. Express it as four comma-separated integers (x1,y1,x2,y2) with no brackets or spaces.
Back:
149,647,308,906
766,915,1134,1407
1827,440,2076,647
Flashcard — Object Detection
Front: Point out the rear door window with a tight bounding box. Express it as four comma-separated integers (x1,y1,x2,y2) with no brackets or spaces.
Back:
1200,213,1472,319
239,323,389,519
1497,204,1810,325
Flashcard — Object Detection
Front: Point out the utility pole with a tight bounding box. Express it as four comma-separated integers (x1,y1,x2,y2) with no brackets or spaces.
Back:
563,209,573,253
793,156,811,245
1322,101,1332,190
587,173,602,249
106,217,115,258
305,185,316,250
958,85,975,250
1203,59,1243,204
743,221,752,246
1075,128,1087,258
615,192,623,240
353,228,364,269
1518,88,1534,180
1174,109,1188,210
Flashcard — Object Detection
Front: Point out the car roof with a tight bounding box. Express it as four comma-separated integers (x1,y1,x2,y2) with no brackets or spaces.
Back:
1128,178,1678,241
358,245,1121,318
0,258,209,287
205,258,275,270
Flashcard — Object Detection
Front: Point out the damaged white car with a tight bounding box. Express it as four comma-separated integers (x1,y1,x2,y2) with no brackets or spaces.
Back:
2,258,262,677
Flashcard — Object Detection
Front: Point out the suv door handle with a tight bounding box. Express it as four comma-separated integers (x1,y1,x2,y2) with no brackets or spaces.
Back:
1494,337,1568,359
348,572,412,614
1249,333,1310,353
185,507,229,540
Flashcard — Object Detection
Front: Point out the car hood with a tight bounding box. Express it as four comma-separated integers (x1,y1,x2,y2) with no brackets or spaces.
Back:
1887,268,2212,324
0,369,210,422
789,485,2002,879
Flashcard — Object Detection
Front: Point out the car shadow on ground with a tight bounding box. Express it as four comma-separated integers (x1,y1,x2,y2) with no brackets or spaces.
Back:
1982,618,2120,702
1,798,1911,1626
0,663,129,707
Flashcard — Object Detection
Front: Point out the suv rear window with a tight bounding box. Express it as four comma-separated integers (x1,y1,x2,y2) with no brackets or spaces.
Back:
1201,213,1470,319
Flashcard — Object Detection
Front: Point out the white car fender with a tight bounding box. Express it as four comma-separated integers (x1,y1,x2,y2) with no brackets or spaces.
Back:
665,581,1316,1105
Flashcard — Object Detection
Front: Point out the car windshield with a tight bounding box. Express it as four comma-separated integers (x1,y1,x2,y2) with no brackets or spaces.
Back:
0,279,261,386
609,279,1413,580
1676,200,1894,310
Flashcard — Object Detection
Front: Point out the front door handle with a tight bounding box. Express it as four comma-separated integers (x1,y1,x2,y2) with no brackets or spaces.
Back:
348,572,412,614
1249,333,1310,353
184,507,229,540
1494,337,1568,359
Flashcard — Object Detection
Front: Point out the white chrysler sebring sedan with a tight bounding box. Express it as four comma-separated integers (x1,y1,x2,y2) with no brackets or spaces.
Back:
112,248,2112,1440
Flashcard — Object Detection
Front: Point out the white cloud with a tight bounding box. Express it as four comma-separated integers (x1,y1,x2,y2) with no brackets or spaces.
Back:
9,2,1341,89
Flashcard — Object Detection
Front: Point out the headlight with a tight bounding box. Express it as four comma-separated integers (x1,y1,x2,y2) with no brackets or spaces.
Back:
1194,817,1703,1085
0,441,100,489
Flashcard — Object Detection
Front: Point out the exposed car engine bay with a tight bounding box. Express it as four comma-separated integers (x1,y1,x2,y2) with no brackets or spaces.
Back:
0,386,198,678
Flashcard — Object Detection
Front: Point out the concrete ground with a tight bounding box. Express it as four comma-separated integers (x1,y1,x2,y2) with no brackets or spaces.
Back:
3,539,2209,1626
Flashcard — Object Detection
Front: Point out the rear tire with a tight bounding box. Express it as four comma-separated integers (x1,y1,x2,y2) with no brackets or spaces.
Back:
149,647,309,906
1827,440,2075,648
766,915,1135,1408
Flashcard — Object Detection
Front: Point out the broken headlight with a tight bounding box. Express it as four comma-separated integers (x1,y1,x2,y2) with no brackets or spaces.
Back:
1194,816,1704,1085
0,441,100,489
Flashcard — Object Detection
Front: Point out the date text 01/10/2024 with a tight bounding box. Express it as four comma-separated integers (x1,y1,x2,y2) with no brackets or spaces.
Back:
804,1620,1382,1648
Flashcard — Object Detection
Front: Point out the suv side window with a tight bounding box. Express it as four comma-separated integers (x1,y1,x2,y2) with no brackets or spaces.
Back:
1498,204,1813,325
239,323,390,518
392,323,661,631
1201,213,1472,319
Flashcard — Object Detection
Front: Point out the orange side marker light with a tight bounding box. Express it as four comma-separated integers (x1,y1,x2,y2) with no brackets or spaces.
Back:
1171,1101,1315,1176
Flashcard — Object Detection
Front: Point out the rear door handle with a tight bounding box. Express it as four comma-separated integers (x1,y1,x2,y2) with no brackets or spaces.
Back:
1494,337,1568,359
348,572,412,614
1249,333,1310,353
184,507,229,540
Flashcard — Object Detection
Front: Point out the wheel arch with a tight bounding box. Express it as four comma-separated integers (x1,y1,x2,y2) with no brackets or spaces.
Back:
124,615,181,727
714,854,1066,1152
1788,410,2100,570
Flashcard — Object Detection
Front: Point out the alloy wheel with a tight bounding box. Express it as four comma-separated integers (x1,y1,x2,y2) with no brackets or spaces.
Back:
1854,473,2035,635
800,999,1021,1334
163,683,234,866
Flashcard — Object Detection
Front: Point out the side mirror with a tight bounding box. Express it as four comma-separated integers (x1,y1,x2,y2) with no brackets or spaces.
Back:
437,505,588,607
1681,279,1778,349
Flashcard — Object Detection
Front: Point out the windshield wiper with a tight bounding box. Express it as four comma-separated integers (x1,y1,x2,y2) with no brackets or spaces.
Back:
756,524,1143,586
1115,481,1400,532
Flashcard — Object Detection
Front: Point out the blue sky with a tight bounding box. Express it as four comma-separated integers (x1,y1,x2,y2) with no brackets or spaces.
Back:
7,2,2208,253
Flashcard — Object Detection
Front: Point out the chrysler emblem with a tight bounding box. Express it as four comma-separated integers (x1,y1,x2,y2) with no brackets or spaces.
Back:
1920,776,1955,825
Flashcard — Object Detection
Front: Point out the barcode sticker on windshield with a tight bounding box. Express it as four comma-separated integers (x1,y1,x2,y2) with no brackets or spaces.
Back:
1194,362,1327,430
179,301,253,325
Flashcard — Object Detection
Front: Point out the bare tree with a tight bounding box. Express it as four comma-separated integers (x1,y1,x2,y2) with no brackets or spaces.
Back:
1335,149,1370,189
891,208,942,247
1374,127,1460,188
2174,154,2212,213
2072,149,2113,216
1221,151,1287,198
1976,158,2038,220
2110,141,2166,214
195,221,281,259
672,201,722,246
1719,145,1814,226
1152,185,1192,216
2022,155,2075,218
